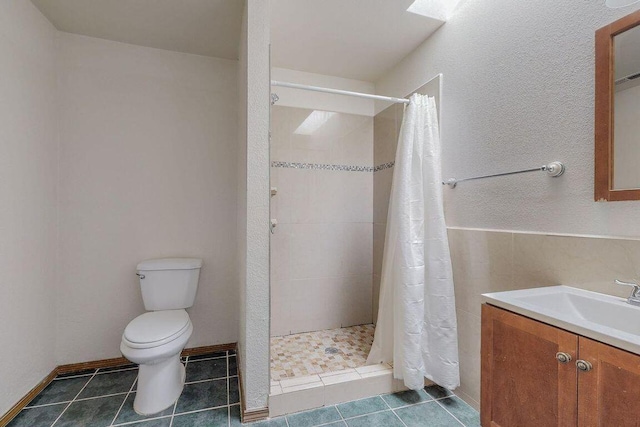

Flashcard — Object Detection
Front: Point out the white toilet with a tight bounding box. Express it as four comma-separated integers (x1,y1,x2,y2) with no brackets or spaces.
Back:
120,258,202,415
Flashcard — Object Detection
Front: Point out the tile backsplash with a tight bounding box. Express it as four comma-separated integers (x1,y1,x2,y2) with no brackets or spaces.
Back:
448,227,640,409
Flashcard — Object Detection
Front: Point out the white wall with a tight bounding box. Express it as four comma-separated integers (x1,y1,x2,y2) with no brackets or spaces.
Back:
237,0,271,413
374,0,640,409
614,83,640,189
376,0,640,238
0,0,58,415
272,68,375,116
56,33,239,364
237,0,249,407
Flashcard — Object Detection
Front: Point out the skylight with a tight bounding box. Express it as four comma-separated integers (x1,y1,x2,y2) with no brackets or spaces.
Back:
407,0,463,21
294,111,336,135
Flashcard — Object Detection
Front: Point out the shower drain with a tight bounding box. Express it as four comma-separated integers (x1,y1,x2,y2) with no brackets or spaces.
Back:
325,347,340,354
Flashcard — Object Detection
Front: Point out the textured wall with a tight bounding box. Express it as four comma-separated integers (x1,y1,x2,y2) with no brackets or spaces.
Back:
237,0,271,412
236,0,248,412
56,33,239,364
376,0,640,237
374,0,640,409
0,0,58,415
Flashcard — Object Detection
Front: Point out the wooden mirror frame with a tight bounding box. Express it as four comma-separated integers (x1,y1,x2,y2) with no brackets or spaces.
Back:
595,9,640,201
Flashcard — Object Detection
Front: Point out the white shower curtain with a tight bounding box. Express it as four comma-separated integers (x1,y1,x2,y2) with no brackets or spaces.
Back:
367,93,459,391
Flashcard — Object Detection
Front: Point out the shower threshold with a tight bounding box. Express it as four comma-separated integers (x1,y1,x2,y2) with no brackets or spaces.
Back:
269,324,406,417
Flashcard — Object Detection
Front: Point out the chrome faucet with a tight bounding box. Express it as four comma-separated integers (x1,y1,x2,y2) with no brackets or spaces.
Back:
615,279,640,306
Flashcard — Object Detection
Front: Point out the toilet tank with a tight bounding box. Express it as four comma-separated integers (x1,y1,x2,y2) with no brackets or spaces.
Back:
136,258,202,311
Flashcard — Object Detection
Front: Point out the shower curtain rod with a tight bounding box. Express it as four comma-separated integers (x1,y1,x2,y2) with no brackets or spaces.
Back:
271,80,411,104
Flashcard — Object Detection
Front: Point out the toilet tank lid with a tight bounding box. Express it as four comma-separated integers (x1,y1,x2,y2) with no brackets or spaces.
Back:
137,258,203,271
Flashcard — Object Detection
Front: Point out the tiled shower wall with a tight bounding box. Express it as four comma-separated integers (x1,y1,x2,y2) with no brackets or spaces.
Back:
372,103,402,322
270,105,374,337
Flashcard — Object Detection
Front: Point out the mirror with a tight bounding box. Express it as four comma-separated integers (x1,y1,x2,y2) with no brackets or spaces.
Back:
595,9,640,201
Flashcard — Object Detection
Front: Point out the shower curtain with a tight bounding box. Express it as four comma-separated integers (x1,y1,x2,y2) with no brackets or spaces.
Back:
367,93,459,391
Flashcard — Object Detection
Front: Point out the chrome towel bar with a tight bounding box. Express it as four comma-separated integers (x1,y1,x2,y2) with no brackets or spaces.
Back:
443,161,565,188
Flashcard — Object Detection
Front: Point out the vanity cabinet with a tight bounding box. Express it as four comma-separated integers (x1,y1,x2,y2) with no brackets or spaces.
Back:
481,304,640,427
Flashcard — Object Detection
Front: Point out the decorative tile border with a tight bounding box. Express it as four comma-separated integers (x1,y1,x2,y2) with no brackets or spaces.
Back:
271,161,395,173
271,161,373,172
374,161,395,172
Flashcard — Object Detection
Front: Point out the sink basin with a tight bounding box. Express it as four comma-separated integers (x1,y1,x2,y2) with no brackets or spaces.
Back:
483,286,640,355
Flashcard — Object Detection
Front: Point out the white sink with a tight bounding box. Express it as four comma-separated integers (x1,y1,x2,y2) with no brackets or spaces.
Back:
483,286,640,355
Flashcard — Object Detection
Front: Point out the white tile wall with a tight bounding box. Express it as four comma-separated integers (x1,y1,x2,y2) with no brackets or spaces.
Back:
270,105,374,337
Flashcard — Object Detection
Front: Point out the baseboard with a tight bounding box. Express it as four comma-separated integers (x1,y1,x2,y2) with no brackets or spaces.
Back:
236,351,269,423
0,370,57,427
57,356,131,374
243,407,270,423
181,343,236,357
0,343,237,427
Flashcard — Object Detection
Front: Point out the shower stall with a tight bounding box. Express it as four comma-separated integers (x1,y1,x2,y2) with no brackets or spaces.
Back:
268,75,442,399
269,99,377,380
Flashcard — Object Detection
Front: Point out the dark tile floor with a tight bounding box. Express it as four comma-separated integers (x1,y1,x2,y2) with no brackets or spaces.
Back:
255,386,480,427
9,350,479,427
8,351,240,427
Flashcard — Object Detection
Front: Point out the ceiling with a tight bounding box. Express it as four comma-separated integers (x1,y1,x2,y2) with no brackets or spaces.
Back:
270,0,446,82
30,0,244,60
31,0,448,81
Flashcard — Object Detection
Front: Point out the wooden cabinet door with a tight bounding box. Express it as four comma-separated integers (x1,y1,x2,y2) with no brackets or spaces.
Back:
578,337,640,427
481,305,578,427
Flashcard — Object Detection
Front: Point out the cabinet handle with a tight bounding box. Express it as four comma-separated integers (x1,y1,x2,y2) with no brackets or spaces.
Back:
576,360,593,372
556,352,572,363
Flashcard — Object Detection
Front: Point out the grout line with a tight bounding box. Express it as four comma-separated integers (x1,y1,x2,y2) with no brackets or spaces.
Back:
433,398,466,427
169,356,188,427
97,367,138,374
170,403,230,418
50,370,98,427
390,405,410,427
74,392,129,402
334,404,346,426
390,408,409,427
185,377,229,385
109,373,138,426
186,354,228,363
25,401,73,409
381,395,394,410
112,415,172,427
334,404,346,420
53,372,97,380
168,400,178,427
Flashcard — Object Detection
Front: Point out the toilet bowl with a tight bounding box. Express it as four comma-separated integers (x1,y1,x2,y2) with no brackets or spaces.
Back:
121,309,193,415
120,258,202,416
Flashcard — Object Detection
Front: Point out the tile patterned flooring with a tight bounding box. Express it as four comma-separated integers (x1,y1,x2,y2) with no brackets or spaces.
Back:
271,325,375,380
8,351,240,427
253,385,480,427
8,347,480,427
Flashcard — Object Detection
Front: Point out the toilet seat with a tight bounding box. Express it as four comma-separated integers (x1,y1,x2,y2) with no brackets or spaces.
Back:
123,309,191,349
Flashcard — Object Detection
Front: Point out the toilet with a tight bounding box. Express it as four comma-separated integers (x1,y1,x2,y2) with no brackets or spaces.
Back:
120,258,202,415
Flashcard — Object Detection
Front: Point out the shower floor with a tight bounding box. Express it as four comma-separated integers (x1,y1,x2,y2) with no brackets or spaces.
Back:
270,324,375,381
